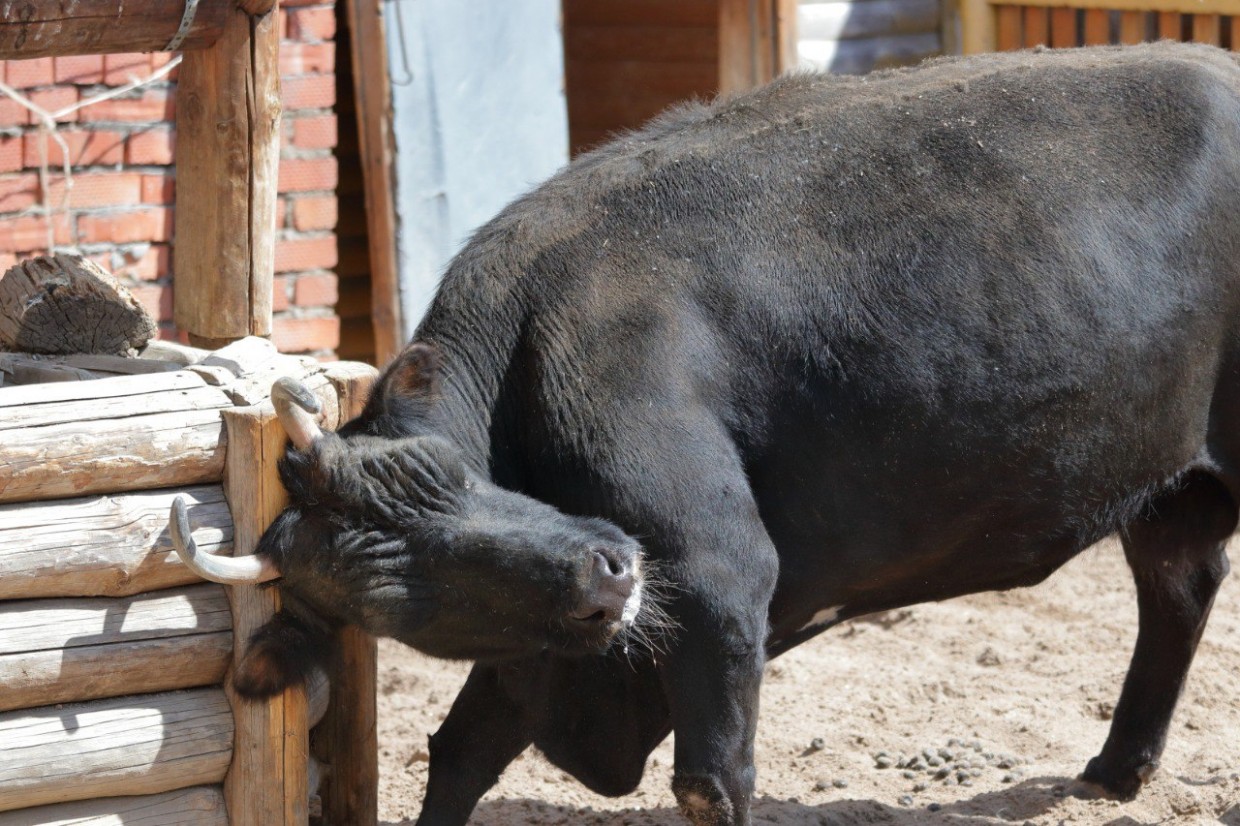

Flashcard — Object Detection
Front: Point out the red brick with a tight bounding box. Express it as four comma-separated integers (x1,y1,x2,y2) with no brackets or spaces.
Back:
104,53,150,86
0,173,39,212
275,235,337,272
287,7,336,41
272,314,340,353
126,283,174,322
0,136,21,174
278,9,289,39
292,114,337,150
278,156,337,193
280,0,330,7
141,173,175,204
78,207,172,244
46,172,143,209
6,58,54,89
126,128,175,165
291,195,337,231
55,55,106,85
0,98,27,128
149,53,180,78
280,42,335,76
26,88,79,124
272,275,292,312
115,242,171,281
81,91,174,123
293,272,337,307
281,74,335,110
24,130,125,168
0,213,73,253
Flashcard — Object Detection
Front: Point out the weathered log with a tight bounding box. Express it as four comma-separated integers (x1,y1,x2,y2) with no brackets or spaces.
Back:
0,688,233,812
0,353,183,380
0,585,232,712
799,0,943,40
0,255,156,356
0,485,232,600
0,0,228,59
0,375,232,505
0,786,227,826
137,340,212,367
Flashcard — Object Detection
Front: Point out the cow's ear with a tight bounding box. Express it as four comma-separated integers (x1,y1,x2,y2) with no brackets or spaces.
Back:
232,611,330,698
380,343,441,401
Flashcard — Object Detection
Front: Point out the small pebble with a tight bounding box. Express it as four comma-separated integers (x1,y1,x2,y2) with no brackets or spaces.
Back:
875,755,895,769
809,738,825,752
928,803,943,812
833,778,848,788
927,756,943,767
934,768,951,780
899,795,914,806
901,770,916,779
913,782,927,792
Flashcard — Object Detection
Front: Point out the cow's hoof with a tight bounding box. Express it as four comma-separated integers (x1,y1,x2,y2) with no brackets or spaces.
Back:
1076,755,1158,801
672,774,735,826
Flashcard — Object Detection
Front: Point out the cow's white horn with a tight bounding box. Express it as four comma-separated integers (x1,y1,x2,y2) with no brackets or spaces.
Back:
170,497,280,585
272,376,324,450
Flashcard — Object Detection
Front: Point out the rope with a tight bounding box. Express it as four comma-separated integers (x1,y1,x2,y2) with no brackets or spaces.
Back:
0,55,183,254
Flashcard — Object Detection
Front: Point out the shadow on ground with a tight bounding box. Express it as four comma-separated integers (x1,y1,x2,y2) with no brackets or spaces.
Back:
379,776,1153,826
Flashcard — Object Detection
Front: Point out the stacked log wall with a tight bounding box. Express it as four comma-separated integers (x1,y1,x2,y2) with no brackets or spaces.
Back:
0,338,376,825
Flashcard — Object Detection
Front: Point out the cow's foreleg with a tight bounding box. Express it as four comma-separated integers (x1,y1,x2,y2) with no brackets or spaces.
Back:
1078,471,1233,800
416,663,533,826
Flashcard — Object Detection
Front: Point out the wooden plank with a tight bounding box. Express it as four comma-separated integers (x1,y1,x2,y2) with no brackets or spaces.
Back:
0,384,231,432
563,0,718,28
798,0,943,40
0,0,227,59
566,88,709,132
1011,0,1240,13
344,0,403,366
1050,7,1079,45
995,5,1024,50
0,409,227,505
222,404,306,826
1022,5,1050,45
1192,12,1222,42
174,5,281,345
1083,7,1111,42
1119,10,1146,42
0,689,232,812
960,0,1000,52
0,485,232,600
720,0,774,94
1232,15,1240,48
0,786,227,826
315,364,379,826
0,369,203,408
1158,11,1183,38
0,632,231,713
566,24,718,63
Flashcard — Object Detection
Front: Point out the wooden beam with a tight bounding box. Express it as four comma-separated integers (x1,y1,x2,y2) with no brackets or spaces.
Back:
174,4,281,346
992,0,1240,13
314,363,379,826
0,786,227,826
720,0,788,95
344,0,403,365
0,689,232,812
961,0,1000,52
0,485,232,600
221,403,307,826
0,0,228,59
0,585,231,712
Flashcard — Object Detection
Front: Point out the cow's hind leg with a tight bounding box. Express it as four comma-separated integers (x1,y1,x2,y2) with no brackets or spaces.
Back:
416,663,533,826
1078,470,1233,800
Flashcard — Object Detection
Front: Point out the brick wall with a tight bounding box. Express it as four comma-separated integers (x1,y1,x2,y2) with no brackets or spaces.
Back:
0,2,343,359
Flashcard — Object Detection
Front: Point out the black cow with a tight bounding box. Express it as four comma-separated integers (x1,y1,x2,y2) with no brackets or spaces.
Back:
174,43,1240,825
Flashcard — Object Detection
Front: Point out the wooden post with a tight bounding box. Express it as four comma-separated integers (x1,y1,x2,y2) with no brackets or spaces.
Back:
313,363,379,826
959,0,998,53
221,405,307,826
718,0,797,95
345,0,404,366
174,2,281,348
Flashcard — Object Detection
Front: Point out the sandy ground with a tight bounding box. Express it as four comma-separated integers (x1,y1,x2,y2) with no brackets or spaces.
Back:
377,538,1240,825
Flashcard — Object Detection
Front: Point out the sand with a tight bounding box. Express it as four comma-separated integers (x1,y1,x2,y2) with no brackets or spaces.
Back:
377,538,1240,825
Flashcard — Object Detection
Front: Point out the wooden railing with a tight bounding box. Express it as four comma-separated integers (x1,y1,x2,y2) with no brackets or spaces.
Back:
960,0,1240,52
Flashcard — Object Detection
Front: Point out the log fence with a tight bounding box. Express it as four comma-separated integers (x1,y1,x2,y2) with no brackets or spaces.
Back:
0,338,378,826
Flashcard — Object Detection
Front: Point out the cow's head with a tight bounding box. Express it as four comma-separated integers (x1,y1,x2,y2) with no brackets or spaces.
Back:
172,344,646,697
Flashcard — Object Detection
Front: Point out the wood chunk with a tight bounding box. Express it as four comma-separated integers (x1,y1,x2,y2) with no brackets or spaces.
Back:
0,255,157,357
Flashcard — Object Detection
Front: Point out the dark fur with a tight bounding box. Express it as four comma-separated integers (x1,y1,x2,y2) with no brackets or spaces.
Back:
245,44,1240,825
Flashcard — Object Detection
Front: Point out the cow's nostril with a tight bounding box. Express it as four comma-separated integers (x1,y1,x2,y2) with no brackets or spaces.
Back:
593,549,628,579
